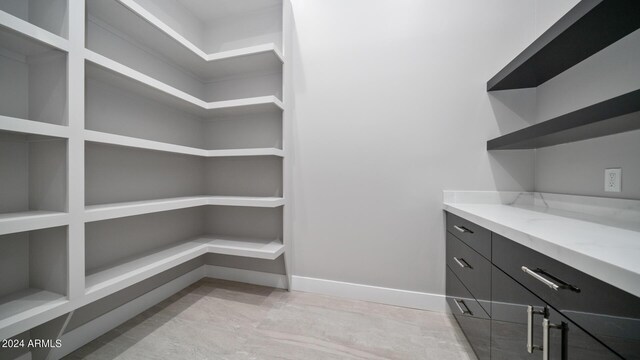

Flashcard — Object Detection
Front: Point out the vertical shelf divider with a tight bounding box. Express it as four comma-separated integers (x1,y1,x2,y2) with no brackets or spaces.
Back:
67,0,86,301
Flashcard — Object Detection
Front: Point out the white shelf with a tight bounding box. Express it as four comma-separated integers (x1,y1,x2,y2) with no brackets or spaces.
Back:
0,289,68,341
207,196,286,207
84,196,210,223
0,10,69,55
84,130,283,157
0,211,70,236
0,116,69,138
84,130,208,156
85,50,283,117
84,235,284,300
87,0,283,81
85,196,285,222
201,235,285,260
208,148,284,157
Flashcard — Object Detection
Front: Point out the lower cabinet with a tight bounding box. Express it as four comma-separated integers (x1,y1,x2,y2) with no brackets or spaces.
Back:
491,265,619,359
445,211,630,359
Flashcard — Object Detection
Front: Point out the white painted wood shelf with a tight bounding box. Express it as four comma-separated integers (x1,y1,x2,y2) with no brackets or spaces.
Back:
84,50,284,117
0,289,68,341
0,10,69,54
84,130,283,157
0,211,70,236
0,116,70,138
87,0,283,81
84,236,284,300
85,196,285,222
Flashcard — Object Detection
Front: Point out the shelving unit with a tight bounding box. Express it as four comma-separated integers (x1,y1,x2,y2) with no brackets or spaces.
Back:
0,0,289,347
487,0,640,150
487,0,640,91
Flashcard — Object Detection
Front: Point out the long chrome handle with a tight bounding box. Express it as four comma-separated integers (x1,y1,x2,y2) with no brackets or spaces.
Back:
522,266,560,291
453,225,472,233
453,299,471,315
527,305,544,353
542,318,564,360
453,257,470,268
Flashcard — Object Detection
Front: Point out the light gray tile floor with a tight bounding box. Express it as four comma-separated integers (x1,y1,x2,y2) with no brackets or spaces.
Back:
65,279,476,359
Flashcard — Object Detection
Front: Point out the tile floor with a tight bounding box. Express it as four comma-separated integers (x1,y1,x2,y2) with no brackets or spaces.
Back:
65,279,475,359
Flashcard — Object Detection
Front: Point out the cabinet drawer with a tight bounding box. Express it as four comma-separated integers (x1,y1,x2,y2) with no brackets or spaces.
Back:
492,233,640,359
446,232,491,315
446,266,490,360
446,212,491,259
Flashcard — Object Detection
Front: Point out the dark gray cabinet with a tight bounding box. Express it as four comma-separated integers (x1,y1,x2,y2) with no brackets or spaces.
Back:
444,211,636,359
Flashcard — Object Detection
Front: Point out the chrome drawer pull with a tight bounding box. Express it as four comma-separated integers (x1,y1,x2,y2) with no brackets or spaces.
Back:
453,225,473,234
526,305,545,353
453,299,472,315
453,257,471,269
521,266,580,292
542,318,564,360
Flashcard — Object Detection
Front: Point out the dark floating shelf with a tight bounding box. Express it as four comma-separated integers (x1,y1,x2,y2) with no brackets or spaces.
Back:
487,0,640,91
487,89,640,150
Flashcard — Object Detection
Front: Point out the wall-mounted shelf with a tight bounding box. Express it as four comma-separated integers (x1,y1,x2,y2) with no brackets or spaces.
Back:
85,50,284,117
0,289,68,340
84,130,284,157
487,89,640,150
85,196,285,222
85,235,284,300
487,0,640,91
0,10,69,54
0,116,70,138
0,212,69,236
87,0,283,81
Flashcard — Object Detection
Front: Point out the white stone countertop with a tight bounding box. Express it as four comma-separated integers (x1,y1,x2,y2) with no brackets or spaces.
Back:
443,191,640,298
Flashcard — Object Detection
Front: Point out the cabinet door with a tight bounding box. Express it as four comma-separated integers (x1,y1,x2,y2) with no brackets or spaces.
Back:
492,265,620,359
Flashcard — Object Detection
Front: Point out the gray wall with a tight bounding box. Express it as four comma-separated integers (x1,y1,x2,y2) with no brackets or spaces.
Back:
533,0,640,199
288,0,538,294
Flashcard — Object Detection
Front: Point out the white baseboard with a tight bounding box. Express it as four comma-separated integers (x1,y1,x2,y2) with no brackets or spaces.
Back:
290,276,446,312
204,265,288,289
52,266,205,359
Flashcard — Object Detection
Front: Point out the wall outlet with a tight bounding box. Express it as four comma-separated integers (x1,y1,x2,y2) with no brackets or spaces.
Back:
604,168,622,192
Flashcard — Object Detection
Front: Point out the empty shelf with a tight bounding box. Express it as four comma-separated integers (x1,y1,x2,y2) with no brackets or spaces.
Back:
84,50,284,117
0,10,68,55
84,130,283,157
84,236,284,300
84,196,211,222
0,211,70,236
0,289,68,341
487,0,640,91
85,196,285,222
0,116,70,138
207,196,285,207
487,89,640,150
88,0,283,81
84,130,209,156
199,235,285,260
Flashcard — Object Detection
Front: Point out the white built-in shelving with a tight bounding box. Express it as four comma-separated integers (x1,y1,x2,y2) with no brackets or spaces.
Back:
0,0,288,349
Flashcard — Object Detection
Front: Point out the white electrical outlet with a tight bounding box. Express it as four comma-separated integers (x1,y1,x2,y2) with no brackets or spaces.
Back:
604,168,622,192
